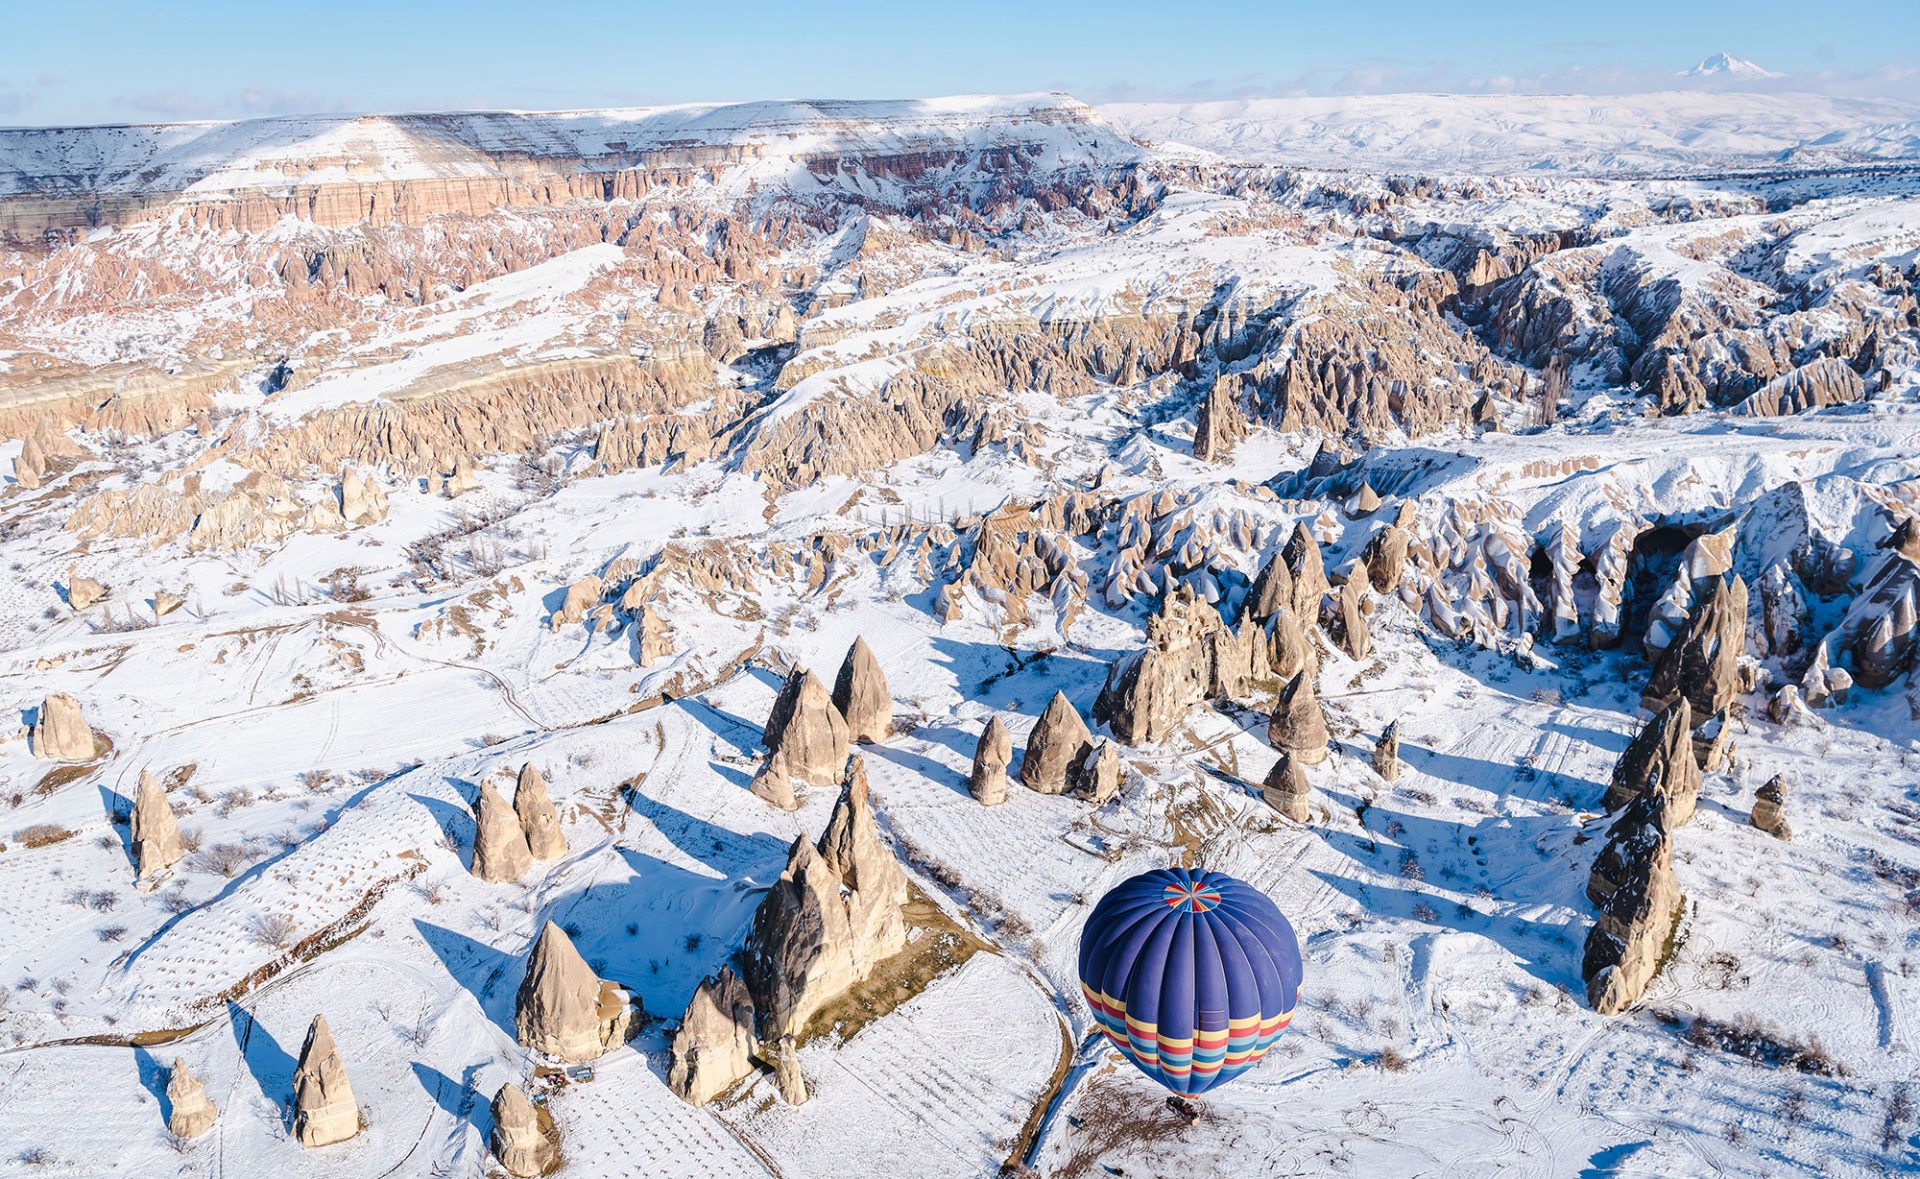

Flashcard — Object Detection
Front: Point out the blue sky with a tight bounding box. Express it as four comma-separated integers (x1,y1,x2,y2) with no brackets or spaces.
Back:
3,0,1915,125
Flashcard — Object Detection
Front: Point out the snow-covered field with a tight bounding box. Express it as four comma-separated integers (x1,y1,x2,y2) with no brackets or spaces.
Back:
1,88,1918,1179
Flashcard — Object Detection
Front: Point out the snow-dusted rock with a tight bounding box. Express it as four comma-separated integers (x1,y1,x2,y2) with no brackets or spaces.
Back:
514,921,639,1063
1020,690,1093,795
472,779,533,882
490,1083,555,1177
165,1057,217,1138
31,693,95,761
667,967,757,1107
831,636,892,744
968,715,1012,805
292,1015,359,1148
130,769,184,889
514,762,567,862
1268,671,1329,764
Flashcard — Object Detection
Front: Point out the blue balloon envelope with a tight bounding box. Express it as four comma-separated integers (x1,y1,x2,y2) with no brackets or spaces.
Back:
1078,866,1303,1095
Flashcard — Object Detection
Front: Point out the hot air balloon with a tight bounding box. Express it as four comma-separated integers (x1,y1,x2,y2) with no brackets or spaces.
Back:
1078,866,1302,1095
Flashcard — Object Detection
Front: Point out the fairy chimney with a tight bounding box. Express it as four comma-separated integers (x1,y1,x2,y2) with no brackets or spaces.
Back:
1582,799,1685,1016
1750,775,1791,840
66,565,109,610
32,693,95,761
514,763,567,861
831,637,892,744
969,716,1012,805
1334,574,1371,660
667,967,757,1107
750,748,800,810
490,1084,555,1177
472,780,533,882
292,1015,359,1147
130,769,185,889
1268,672,1329,764
1372,721,1401,782
1262,752,1312,822
514,922,638,1063
1283,522,1330,622
764,668,850,786
1069,739,1122,805
165,1058,218,1138
1603,698,1701,827
772,1035,811,1106
1020,691,1094,795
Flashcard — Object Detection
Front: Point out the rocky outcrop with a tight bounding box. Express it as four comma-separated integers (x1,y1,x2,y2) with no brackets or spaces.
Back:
1361,502,1415,593
550,575,606,631
750,749,800,810
1840,544,1919,689
1643,575,1747,718
1750,775,1791,840
1261,752,1311,822
1730,358,1865,417
771,1035,810,1106
1264,605,1318,682
154,591,185,617
764,668,851,786
1020,690,1094,794
165,1058,218,1138
490,1083,555,1178
1582,794,1684,1016
32,693,95,760
130,769,184,889
65,565,108,610
667,967,757,1107
1093,586,1269,744
515,921,640,1063
515,763,567,862
968,716,1012,805
1332,574,1371,659
1192,378,1246,461
1267,672,1329,764
473,780,533,883
293,1015,360,1148
831,637,892,744
1281,522,1330,623
1372,721,1401,782
742,760,909,1044
1603,699,1701,826
1069,739,1122,804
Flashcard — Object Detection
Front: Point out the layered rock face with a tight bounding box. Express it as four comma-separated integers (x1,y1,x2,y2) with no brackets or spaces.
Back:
1268,672,1329,764
1020,691,1094,794
1093,585,1269,744
32,693,95,760
514,922,639,1063
1582,794,1684,1015
165,1058,218,1138
763,668,851,787
293,1015,360,1148
490,1083,556,1177
514,763,567,862
831,637,892,744
667,966,757,1107
1603,699,1702,827
968,716,1012,805
741,759,909,1045
130,769,185,888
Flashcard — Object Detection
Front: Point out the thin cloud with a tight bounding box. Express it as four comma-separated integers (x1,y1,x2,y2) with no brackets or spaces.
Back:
118,90,218,119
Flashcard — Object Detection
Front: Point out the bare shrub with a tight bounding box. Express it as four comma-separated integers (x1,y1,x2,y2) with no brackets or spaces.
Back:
195,843,255,878
1376,1047,1408,1071
250,912,298,950
17,824,74,848
97,925,127,943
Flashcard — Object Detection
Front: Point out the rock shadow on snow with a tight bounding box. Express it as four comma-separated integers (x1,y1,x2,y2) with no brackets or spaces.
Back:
414,919,523,1040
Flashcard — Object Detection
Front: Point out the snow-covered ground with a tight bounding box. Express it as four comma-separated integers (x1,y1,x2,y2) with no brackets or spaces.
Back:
1,88,1918,1179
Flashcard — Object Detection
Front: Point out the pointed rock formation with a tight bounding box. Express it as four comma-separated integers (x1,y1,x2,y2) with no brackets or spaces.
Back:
1603,699,1701,827
1643,575,1747,718
969,716,1012,805
1282,522,1330,622
65,565,109,610
1750,775,1791,840
1193,378,1246,462
1265,604,1318,682
1348,481,1381,517
14,432,47,489
763,668,850,786
1261,752,1312,822
633,602,673,666
743,764,909,1043
1582,794,1684,1016
514,763,567,862
32,693,95,761
514,922,640,1063
1585,792,1669,910
1361,502,1415,593
667,967,757,1107
550,574,605,631
1334,574,1371,660
165,1058,218,1138
130,769,184,889
154,591,185,617
750,748,800,810
1069,739,1122,804
772,1035,810,1105
1691,707,1732,774
292,1015,360,1148
1247,550,1294,624
1372,721,1401,782
445,454,480,496
490,1083,555,1177
1020,691,1094,794
1267,672,1329,764
473,780,534,882
831,637,892,744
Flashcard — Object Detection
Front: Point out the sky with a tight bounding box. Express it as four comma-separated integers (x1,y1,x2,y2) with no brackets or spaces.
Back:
3,0,1916,126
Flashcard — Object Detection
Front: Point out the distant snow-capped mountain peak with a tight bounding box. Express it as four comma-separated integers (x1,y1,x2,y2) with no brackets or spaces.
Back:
1679,51,1784,79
